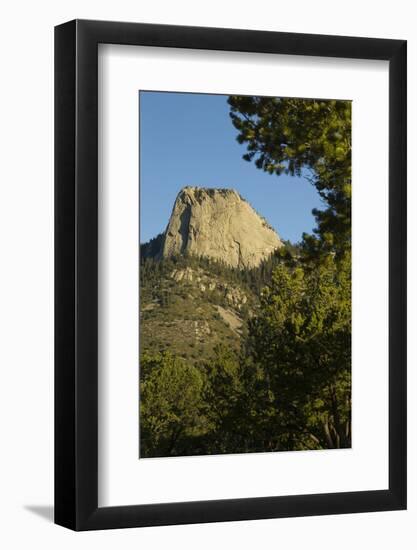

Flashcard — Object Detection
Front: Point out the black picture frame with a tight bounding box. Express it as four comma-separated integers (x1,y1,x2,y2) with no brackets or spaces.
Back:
55,19,407,531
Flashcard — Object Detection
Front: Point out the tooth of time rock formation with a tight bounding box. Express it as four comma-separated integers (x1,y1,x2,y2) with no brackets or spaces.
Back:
146,186,282,269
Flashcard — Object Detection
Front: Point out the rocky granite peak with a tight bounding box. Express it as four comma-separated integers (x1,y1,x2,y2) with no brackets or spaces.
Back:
151,186,282,269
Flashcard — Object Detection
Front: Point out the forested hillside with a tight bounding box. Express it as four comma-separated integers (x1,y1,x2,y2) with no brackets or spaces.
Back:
140,243,351,457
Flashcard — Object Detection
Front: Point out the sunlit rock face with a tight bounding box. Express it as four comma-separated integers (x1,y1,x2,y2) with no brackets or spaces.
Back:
158,186,282,269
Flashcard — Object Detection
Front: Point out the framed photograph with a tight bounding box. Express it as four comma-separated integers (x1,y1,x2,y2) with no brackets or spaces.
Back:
55,19,406,530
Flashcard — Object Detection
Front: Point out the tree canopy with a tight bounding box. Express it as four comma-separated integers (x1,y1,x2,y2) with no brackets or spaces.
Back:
243,253,351,449
140,352,211,457
228,96,351,257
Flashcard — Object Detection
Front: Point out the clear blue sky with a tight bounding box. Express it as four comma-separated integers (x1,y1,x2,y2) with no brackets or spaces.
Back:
139,91,324,244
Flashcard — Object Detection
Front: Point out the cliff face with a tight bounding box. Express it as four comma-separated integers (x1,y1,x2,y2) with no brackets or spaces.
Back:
155,186,282,269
